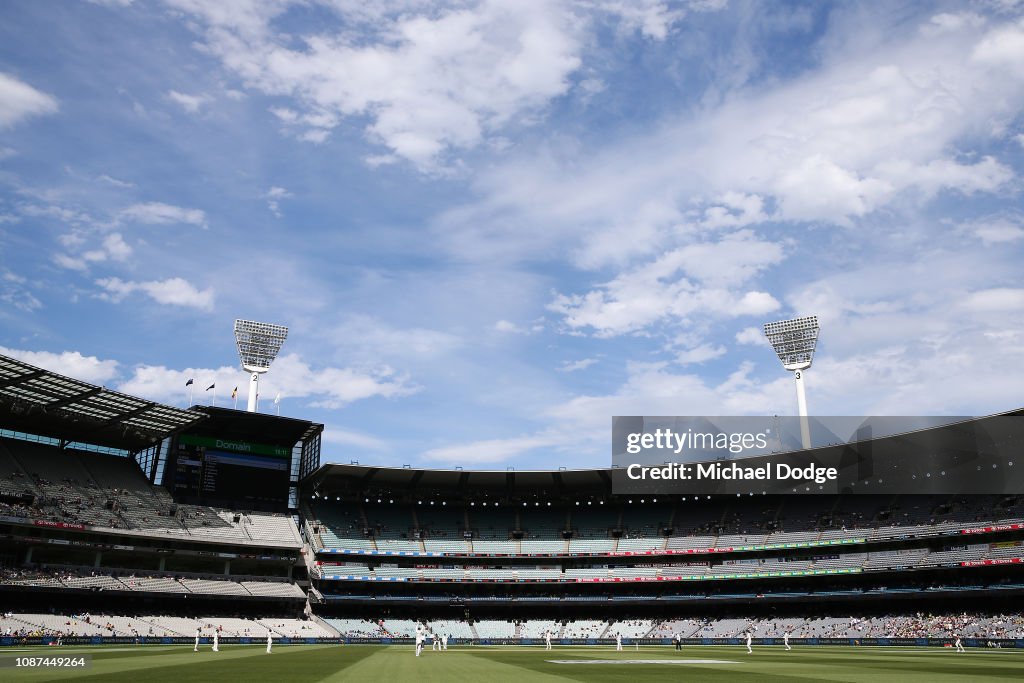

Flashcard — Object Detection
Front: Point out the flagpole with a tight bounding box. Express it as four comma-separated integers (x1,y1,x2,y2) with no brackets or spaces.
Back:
189,384,193,407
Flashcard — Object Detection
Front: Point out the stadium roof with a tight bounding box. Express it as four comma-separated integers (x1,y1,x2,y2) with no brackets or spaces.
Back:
304,463,613,498
0,353,205,451
305,409,1024,499
181,405,322,448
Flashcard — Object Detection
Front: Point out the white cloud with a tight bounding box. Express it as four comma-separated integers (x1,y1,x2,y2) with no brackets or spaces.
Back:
960,287,1024,312
101,233,133,261
549,231,783,336
95,276,215,310
442,12,1024,271
117,353,418,410
321,426,389,452
167,90,209,114
53,254,88,272
0,273,43,312
557,357,598,373
264,186,292,217
966,216,1024,245
421,433,561,464
594,0,686,40
971,19,1024,68
116,364,239,404
167,0,586,169
328,315,462,361
495,319,528,334
0,346,120,384
696,192,769,230
97,174,135,188
248,353,419,410
58,232,134,270
119,202,207,227
735,326,766,346
675,343,726,365
922,12,986,37
0,72,58,127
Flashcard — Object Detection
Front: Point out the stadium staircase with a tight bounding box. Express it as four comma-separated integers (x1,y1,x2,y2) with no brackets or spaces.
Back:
137,616,187,637
469,622,480,639
306,613,340,637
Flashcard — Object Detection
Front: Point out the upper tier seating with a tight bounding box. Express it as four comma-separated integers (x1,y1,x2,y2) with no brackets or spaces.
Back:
0,438,300,548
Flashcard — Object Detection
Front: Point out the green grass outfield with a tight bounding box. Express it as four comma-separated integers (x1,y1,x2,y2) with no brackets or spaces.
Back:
3,644,1024,682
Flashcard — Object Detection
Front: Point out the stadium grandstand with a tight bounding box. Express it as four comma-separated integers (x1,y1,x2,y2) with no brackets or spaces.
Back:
1,350,1023,654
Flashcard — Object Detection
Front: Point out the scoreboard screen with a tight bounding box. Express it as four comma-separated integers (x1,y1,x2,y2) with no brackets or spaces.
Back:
168,434,291,507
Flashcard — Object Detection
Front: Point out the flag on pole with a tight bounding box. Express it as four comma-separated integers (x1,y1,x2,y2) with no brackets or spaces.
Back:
185,378,194,387
274,393,281,404
206,383,215,391
231,387,237,399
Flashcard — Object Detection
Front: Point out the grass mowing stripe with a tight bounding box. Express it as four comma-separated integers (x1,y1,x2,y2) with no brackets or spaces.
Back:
3,644,1023,682
336,645,575,682
3,645,372,683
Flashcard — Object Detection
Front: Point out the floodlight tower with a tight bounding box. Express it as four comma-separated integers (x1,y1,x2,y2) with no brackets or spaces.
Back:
763,315,820,449
233,319,289,413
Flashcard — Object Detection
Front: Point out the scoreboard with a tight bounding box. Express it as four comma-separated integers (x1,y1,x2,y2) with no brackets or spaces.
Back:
169,434,291,507
163,407,321,511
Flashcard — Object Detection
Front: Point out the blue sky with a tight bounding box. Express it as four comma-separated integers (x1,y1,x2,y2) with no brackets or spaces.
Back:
1,0,1023,470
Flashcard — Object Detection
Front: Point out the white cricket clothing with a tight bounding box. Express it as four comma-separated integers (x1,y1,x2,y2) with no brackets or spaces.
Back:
267,632,273,654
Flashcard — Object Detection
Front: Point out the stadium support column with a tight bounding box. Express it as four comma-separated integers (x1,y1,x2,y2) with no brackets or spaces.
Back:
247,372,260,413
794,367,810,450
94,551,102,568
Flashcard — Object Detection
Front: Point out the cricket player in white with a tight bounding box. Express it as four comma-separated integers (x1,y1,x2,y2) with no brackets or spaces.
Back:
955,635,965,653
784,632,791,651
213,630,219,652
616,633,623,651
415,626,424,657
267,631,273,654
746,631,752,654
545,631,552,650
442,634,448,651
432,631,440,651
194,628,200,652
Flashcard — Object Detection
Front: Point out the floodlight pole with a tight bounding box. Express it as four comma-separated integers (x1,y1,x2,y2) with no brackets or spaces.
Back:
247,371,261,413
233,320,289,414
763,316,820,450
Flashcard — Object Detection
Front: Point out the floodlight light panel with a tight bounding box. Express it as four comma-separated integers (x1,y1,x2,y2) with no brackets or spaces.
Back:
763,315,819,367
234,319,289,372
